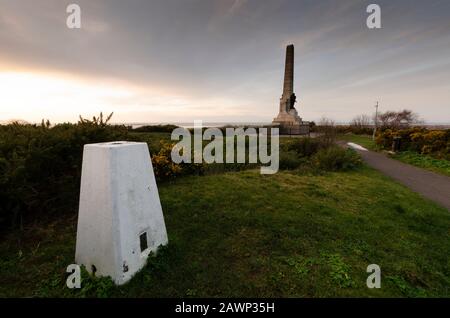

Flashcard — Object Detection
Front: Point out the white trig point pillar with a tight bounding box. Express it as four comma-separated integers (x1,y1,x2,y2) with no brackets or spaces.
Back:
75,141,168,285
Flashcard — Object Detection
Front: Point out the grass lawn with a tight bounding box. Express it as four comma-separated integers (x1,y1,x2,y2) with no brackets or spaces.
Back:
337,134,377,150
1,166,449,298
390,151,450,177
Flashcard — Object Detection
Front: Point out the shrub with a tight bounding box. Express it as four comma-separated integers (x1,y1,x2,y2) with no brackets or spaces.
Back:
133,124,179,133
279,150,305,170
287,138,321,157
282,137,363,172
313,147,362,171
334,125,373,136
286,137,332,157
315,117,337,145
375,128,449,159
151,142,204,181
151,143,184,180
0,115,132,231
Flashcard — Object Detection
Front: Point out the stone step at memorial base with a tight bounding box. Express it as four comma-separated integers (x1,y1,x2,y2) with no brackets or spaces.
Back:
275,123,310,135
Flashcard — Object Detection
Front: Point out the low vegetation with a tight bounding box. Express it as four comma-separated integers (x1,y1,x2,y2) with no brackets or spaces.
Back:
391,151,450,177
0,115,132,231
281,137,362,172
376,128,450,160
132,124,180,133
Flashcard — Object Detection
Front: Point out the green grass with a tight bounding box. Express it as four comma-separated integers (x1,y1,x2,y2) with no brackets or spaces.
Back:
337,134,377,150
390,151,450,177
1,166,449,298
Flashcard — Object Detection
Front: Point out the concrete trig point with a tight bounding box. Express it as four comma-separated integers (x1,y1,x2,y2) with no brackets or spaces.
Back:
75,141,168,285
272,44,310,135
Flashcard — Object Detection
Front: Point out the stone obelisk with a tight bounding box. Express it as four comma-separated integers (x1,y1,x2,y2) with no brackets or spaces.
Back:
273,44,308,135
281,44,294,112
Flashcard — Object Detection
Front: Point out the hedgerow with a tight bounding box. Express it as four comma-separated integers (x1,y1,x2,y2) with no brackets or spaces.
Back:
375,128,450,159
0,114,131,230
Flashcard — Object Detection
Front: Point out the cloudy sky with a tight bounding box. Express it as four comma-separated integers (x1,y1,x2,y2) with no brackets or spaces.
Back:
1,0,449,124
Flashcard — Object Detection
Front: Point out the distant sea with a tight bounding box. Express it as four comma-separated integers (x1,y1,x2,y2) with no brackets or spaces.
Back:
119,122,273,129
119,122,450,130
1,120,449,129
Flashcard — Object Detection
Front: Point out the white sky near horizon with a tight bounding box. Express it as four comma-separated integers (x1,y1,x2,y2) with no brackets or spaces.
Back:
0,0,450,124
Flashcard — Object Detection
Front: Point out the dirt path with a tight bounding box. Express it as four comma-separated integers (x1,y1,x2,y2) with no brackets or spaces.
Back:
345,143,450,210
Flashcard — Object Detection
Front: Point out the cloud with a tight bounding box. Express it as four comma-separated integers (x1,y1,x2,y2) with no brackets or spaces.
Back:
229,0,248,14
0,0,449,123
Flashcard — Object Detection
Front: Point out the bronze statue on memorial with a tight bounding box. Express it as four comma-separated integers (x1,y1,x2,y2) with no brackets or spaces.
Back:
289,93,297,110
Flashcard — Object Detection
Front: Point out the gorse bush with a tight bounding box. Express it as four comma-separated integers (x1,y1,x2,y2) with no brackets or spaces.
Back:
285,136,338,157
282,137,362,172
312,147,362,171
151,140,262,179
152,142,184,180
286,137,326,157
335,126,373,135
0,114,131,230
151,142,204,181
0,118,208,231
376,128,450,159
279,150,305,170
133,124,179,133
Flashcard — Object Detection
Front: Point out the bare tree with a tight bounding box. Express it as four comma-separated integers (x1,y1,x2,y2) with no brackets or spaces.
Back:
350,114,372,128
396,109,422,127
378,109,422,129
317,116,336,145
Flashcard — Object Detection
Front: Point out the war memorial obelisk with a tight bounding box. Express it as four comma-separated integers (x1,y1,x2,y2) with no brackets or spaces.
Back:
272,44,309,135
